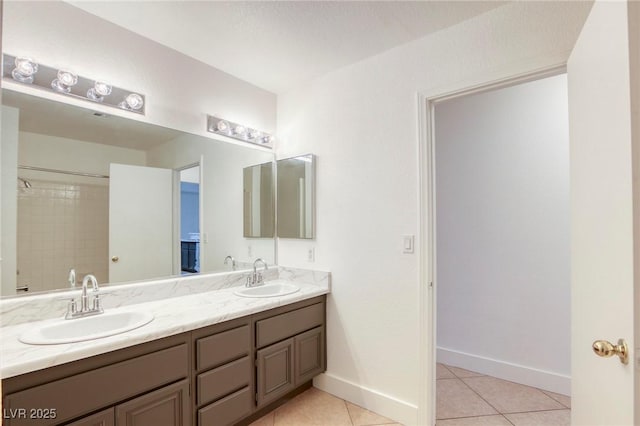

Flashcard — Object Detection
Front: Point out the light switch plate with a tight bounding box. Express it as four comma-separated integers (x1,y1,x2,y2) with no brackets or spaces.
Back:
403,235,415,254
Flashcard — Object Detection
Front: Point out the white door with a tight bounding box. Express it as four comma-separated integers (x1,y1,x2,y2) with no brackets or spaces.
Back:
568,1,637,424
109,163,173,283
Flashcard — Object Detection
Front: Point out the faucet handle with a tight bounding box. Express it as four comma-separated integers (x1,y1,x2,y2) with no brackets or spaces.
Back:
92,293,103,312
67,299,77,318
256,272,263,285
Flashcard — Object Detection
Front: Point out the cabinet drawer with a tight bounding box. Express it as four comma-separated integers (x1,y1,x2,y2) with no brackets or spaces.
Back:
197,386,252,426
196,325,250,371
116,379,190,426
197,356,250,406
66,408,114,426
4,344,188,426
256,303,323,348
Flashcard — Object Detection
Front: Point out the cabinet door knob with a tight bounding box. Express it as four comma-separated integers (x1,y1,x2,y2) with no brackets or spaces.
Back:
111,256,119,263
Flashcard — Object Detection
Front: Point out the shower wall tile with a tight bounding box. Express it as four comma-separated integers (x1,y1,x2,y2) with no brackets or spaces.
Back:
17,180,109,293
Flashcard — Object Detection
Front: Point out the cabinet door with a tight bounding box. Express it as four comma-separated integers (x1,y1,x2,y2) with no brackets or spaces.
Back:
67,408,115,426
256,338,294,407
295,326,325,385
116,380,189,426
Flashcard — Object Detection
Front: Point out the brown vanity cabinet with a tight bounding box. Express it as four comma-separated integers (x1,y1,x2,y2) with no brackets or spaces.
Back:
2,334,191,426
192,318,252,426
254,298,326,409
2,295,326,426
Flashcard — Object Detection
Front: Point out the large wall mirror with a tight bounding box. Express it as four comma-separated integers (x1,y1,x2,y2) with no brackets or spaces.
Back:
1,90,275,297
277,154,315,239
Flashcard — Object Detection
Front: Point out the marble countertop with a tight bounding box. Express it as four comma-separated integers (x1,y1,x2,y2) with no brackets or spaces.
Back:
0,279,328,379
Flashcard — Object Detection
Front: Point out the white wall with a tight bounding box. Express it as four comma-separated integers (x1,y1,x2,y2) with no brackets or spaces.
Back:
19,132,146,184
1,106,19,296
146,133,275,272
277,2,591,423
2,0,276,142
435,74,570,394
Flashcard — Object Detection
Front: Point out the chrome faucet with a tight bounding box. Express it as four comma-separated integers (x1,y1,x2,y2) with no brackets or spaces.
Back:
246,258,268,287
68,268,76,288
66,274,104,319
224,255,236,270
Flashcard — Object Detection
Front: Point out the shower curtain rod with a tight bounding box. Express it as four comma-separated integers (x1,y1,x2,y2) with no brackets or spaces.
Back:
18,165,109,179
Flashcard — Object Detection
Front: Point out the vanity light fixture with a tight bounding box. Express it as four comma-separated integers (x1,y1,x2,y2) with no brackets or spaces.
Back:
2,53,146,115
51,70,78,93
207,115,274,148
11,57,38,83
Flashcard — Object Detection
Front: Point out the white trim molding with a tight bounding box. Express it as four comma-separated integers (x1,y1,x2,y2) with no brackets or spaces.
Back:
437,346,571,396
313,373,418,425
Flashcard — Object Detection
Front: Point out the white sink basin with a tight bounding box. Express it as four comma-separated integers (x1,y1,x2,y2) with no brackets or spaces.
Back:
19,311,154,345
234,281,300,298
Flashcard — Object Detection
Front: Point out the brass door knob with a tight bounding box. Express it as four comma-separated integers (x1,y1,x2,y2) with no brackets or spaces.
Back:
592,338,629,364
111,256,119,263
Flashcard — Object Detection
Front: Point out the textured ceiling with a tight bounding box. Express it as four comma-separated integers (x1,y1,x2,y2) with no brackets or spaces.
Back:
66,1,506,94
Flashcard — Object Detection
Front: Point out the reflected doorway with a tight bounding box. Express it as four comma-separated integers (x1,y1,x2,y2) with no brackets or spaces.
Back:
179,165,200,274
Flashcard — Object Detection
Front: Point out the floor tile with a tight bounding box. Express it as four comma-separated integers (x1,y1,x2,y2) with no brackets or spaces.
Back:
446,366,485,378
541,390,571,408
273,387,353,426
462,376,564,414
250,412,275,426
437,363,456,379
436,379,498,419
346,401,395,425
505,409,571,426
436,415,512,426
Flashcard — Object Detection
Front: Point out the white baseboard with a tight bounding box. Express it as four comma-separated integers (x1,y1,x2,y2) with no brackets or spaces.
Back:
313,373,419,426
437,346,571,395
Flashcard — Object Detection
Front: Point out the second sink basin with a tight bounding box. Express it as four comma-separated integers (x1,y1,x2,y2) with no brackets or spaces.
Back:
19,310,154,345
234,280,300,298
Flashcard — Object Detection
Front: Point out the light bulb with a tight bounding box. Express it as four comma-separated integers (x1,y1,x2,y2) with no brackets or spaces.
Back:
261,135,275,145
248,129,261,140
51,70,78,93
87,81,112,102
233,125,247,136
216,120,229,133
119,93,144,111
11,57,38,83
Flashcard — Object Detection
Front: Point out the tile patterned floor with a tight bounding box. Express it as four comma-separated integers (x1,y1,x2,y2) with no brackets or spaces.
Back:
436,363,571,426
249,387,401,426
249,364,571,426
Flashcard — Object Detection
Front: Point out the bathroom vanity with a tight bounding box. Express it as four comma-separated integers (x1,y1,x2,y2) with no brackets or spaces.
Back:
1,268,329,426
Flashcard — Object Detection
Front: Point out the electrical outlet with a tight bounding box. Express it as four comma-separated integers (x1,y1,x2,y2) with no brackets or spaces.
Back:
248,245,252,257
307,248,315,262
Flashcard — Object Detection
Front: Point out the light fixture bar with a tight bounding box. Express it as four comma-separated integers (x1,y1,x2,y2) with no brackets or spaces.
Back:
207,115,274,148
2,53,145,115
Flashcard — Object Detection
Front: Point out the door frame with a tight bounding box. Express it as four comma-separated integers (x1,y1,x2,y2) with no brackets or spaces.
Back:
174,158,204,275
416,63,567,425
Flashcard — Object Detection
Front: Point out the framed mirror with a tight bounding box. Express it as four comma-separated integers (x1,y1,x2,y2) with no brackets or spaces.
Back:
276,154,315,239
243,162,275,238
1,89,276,297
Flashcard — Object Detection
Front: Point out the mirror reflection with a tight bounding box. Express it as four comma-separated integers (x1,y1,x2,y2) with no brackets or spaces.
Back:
243,162,275,238
277,154,315,239
1,90,275,297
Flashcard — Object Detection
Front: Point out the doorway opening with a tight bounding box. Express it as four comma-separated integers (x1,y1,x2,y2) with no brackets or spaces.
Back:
179,165,201,274
431,73,571,423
